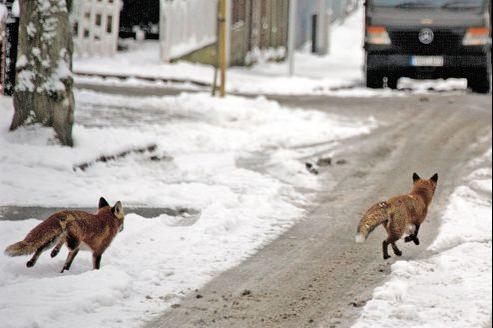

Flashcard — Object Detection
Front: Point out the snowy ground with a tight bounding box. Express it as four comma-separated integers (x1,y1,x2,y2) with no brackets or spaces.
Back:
353,147,492,328
0,92,375,328
74,6,468,96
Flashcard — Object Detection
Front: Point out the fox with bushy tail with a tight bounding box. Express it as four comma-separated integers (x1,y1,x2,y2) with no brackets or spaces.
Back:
4,197,124,272
355,173,438,259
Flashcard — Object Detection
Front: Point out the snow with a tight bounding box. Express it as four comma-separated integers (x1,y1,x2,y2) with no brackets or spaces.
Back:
74,5,468,96
12,0,19,18
353,148,492,328
0,4,8,23
0,91,375,328
15,70,36,92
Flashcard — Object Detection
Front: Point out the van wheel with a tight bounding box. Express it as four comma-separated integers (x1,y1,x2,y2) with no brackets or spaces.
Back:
366,70,383,89
386,76,398,90
468,69,491,94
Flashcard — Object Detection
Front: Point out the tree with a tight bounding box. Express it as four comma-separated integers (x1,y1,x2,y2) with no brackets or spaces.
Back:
10,0,75,146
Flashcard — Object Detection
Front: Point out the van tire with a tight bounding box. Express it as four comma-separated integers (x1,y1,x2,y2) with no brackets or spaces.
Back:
386,75,398,90
468,69,491,94
366,70,383,89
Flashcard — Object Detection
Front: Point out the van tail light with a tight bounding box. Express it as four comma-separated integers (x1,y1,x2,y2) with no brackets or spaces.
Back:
366,26,391,45
463,27,491,46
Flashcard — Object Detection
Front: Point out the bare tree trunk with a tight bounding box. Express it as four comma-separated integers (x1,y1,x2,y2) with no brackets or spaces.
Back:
10,0,75,146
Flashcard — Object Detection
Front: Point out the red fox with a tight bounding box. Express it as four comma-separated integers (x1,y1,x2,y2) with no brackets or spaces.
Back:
4,197,124,272
355,173,438,259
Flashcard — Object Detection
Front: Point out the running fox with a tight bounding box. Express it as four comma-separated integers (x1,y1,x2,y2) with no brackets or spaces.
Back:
4,197,124,272
355,173,438,259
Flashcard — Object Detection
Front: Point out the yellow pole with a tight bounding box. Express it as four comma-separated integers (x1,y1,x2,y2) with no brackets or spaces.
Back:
219,0,227,97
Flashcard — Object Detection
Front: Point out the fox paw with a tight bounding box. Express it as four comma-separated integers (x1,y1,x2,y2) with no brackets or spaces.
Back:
51,249,60,258
26,260,35,268
405,236,420,245
393,249,402,256
383,254,391,260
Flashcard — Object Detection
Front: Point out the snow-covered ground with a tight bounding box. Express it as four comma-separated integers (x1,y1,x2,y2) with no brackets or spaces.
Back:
353,147,492,328
0,92,376,328
74,6,467,96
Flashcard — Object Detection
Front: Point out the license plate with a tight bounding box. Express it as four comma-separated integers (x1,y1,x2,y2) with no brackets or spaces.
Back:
410,56,444,67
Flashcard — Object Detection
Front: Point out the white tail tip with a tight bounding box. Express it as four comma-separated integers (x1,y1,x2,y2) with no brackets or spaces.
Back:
355,233,365,243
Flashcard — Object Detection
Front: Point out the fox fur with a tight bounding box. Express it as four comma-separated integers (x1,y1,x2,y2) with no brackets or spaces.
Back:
4,197,124,272
355,173,438,259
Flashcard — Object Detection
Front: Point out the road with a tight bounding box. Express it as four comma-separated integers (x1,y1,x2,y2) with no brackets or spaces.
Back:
143,92,491,328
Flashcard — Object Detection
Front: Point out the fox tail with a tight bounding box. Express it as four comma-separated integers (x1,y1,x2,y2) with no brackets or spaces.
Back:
4,216,67,257
4,241,37,256
355,201,390,243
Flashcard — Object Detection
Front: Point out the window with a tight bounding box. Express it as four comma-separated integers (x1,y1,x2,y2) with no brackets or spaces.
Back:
106,16,113,33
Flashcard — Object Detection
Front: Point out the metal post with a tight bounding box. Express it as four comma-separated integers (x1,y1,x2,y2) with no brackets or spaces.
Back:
219,0,227,97
311,14,317,53
340,0,347,24
287,0,296,76
317,0,328,55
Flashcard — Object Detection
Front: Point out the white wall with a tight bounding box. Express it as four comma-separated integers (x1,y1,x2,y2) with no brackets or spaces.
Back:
159,0,217,62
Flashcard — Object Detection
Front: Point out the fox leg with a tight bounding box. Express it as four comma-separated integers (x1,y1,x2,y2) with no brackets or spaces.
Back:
391,242,402,256
61,249,79,273
50,237,65,258
412,224,421,245
60,234,80,273
383,238,402,259
382,216,396,260
92,253,102,270
382,240,391,260
383,224,401,259
404,224,421,245
27,237,60,267
26,247,44,268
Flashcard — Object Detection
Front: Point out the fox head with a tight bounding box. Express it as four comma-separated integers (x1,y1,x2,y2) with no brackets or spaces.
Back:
99,197,110,210
411,172,438,203
111,201,125,220
98,197,125,231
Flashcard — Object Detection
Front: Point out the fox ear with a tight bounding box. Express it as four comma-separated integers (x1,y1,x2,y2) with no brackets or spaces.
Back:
412,172,421,182
430,173,438,183
99,197,109,209
112,201,124,219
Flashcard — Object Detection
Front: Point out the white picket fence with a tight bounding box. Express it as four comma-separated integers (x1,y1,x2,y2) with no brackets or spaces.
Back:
72,0,121,57
159,0,218,62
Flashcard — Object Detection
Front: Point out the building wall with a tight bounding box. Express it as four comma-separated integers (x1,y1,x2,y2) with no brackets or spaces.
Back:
230,0,289,66
295,0,359,48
